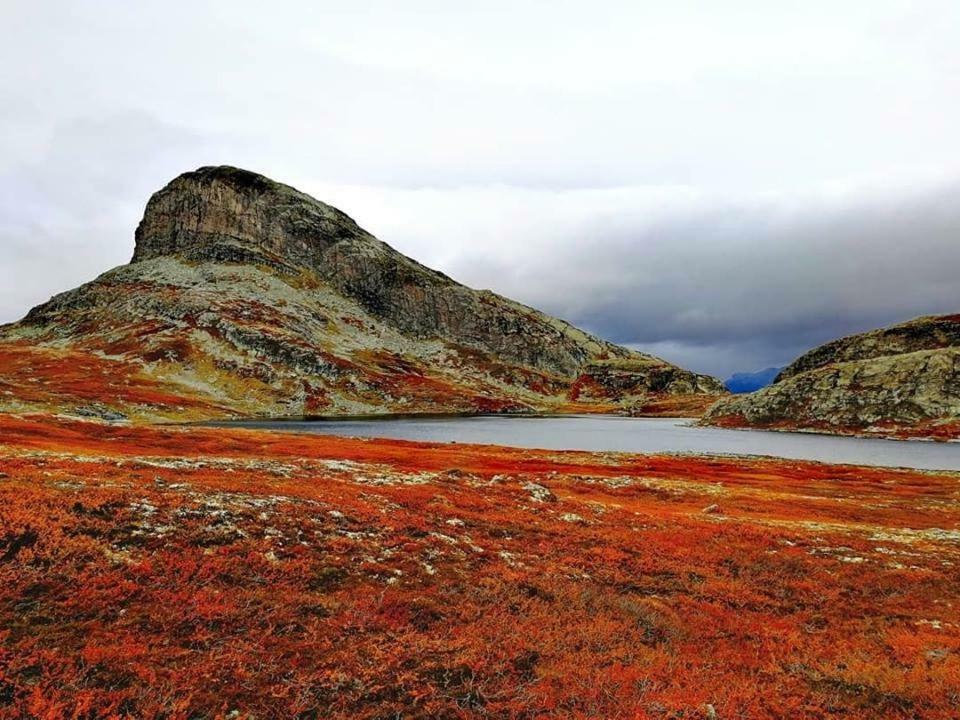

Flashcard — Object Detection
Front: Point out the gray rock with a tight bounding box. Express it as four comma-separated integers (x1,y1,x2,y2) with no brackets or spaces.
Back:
522,482,557,503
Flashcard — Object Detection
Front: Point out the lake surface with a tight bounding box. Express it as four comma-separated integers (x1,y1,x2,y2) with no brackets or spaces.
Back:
213,415,960,471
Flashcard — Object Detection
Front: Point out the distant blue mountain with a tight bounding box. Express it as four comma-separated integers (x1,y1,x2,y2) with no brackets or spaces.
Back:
724,367,782,394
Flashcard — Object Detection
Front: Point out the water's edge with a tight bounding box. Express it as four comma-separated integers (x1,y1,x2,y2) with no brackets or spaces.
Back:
197,415,960,472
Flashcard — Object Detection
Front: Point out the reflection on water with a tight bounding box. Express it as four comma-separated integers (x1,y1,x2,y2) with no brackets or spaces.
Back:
211,415,960,471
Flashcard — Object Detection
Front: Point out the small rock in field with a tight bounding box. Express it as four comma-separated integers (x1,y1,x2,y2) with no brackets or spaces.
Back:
522,482,556,503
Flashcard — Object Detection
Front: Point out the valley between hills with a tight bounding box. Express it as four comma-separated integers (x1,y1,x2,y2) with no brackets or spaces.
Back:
0,167,959,719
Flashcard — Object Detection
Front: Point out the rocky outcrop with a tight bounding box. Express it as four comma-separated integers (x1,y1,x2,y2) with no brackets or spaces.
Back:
3,166,723,421
775,315,960,381
704,315,960,438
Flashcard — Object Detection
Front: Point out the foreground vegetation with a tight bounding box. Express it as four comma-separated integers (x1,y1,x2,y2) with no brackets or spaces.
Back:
0,414,957,718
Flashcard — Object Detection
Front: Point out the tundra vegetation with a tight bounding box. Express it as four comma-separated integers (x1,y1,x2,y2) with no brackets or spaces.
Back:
0,414,958,718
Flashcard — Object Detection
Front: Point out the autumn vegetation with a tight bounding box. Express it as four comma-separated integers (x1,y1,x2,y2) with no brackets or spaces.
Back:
0,414,958,719
0,340,720,426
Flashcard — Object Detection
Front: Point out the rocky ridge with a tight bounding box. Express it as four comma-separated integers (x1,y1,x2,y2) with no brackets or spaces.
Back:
704,314,960,438
1,166,723,421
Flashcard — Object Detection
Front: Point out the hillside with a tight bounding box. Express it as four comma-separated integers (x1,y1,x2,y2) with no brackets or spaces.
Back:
0,166,723,422
704,315,960,438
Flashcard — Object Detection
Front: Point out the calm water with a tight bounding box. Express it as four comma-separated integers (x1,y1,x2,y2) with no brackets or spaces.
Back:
213,415,960,471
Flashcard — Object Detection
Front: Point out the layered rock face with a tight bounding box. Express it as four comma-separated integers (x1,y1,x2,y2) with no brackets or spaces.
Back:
130,167,631,377
704,315,960,438
3,166,723,421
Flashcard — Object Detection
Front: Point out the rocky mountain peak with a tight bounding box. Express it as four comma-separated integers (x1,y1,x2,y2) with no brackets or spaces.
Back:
6,165,724,421
132,166,369,271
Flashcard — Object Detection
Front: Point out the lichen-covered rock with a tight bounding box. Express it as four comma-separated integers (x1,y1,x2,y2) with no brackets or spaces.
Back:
3,166,723,420
704,315,960,438
776,315,960,382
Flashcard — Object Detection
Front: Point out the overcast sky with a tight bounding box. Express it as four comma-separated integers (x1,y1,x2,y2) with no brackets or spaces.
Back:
2,1,959,378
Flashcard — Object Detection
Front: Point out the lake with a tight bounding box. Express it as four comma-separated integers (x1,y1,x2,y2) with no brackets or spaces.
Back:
210,415,960,471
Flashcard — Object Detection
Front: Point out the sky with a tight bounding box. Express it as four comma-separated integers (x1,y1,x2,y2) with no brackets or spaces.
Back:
2,1,959,378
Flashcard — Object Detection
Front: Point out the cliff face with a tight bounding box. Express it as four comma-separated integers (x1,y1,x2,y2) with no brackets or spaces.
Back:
130,167,632,378
704,315,960,438
3,166,723,421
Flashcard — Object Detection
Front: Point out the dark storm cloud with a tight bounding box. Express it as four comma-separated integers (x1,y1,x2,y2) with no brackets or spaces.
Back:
441,180,960,377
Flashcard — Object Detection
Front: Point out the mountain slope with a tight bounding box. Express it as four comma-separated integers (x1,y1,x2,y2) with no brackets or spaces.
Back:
704,315,960,438
724,367,782,394
1,166,723,421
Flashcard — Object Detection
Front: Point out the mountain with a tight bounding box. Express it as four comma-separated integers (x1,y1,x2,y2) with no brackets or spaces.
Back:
704,314,960,438
723,367,782,394
0,166,724,422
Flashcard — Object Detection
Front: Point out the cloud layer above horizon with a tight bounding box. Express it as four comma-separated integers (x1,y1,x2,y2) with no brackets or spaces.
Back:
2,1,959,377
